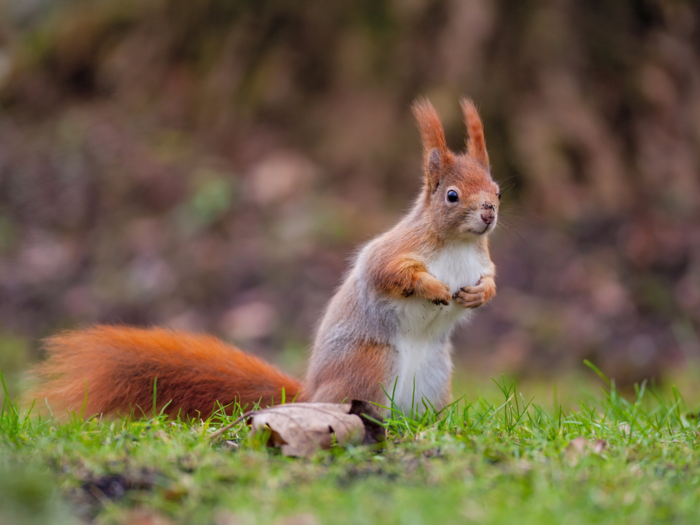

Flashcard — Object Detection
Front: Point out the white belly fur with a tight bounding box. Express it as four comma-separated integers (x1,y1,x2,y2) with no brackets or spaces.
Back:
388,242,489,414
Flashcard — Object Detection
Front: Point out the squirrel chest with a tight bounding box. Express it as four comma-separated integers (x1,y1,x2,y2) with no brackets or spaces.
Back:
388,242,490,411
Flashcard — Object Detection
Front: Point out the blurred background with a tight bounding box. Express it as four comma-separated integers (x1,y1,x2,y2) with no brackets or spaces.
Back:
0,0,699,403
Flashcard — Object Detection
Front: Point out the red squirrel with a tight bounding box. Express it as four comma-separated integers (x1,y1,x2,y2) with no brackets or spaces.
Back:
29,98,500,418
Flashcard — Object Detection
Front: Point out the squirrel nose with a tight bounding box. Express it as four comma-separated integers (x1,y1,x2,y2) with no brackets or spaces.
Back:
481,211,495,225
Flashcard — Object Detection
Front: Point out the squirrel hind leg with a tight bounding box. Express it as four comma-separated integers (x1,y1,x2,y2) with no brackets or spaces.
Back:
306,342,395,406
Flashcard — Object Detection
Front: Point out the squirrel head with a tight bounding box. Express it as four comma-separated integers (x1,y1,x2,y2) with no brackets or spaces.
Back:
412,97,500,240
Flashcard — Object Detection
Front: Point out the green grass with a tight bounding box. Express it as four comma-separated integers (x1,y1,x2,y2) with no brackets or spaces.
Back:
2,367,700,525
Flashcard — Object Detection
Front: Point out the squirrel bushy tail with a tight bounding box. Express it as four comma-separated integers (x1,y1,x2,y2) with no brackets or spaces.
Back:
28,325,303,419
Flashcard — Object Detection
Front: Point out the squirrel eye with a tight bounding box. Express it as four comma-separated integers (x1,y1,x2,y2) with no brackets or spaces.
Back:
446,190,459,203
497,192,501,201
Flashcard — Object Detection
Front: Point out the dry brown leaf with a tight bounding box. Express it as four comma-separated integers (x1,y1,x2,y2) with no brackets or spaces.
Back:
120,510,175,525
565,436,608,465
273,513,319,525
246,400,385,457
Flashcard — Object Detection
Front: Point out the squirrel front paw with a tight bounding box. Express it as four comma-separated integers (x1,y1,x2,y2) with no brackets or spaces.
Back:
453,276,496,309
415,274,452,306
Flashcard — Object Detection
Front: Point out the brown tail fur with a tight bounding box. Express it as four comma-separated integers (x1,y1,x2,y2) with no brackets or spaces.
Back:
27,325,304,419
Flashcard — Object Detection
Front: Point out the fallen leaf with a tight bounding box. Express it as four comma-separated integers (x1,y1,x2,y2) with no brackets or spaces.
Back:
618,423,631,436
565,436,608,465
591,439,607,454
213,511,245,525
121,510,174,525
273,514,319,525
246,400,385,457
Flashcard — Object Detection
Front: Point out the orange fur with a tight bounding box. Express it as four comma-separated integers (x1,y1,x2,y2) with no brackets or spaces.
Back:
373,254,451,305
453,274,497,309
481,274,497,302
28,326,303,419
307,342,392,404
460,97,489,168
412,98,455,191
412,98,448,154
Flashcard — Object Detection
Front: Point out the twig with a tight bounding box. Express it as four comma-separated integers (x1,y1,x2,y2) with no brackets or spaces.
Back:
209,413,250,442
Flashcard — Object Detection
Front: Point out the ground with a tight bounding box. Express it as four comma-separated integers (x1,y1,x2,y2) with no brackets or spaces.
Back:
1,370,700,525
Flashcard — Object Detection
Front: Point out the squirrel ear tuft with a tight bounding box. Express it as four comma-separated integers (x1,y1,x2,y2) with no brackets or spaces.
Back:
427,148,443,189
412,98,451,191
460,97,489,168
